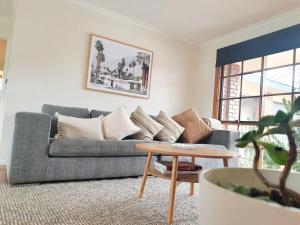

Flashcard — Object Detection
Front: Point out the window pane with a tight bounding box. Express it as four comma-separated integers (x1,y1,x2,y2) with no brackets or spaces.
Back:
293,94,300,120
224,62,242,76
264,50,293,68
239,125,257,168
296,48,300,64
262,95,291,116
222,76,241,98
239,125,257,134
242,72,261,96
221,99,239,121
240,98,260,121
243,57,261,73
221,124,238,131
264,66,293,94
294,65,300,92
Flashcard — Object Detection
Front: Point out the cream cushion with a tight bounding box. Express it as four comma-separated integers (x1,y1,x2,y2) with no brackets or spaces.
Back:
103,106,140,140
55,113,104,140
130,106,164,140
155,111,185,142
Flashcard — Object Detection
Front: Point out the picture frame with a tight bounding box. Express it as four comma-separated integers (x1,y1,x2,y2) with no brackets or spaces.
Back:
86,34,153,99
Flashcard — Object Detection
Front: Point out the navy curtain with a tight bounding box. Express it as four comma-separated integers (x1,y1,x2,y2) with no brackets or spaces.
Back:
216,23,300,67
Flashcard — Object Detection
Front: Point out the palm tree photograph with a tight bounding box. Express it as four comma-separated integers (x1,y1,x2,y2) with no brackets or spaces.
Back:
86,34,153,98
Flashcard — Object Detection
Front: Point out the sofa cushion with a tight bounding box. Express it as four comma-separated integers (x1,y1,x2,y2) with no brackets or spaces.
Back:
173,108,213,143
49,139,156,157
155,110,185,142
55,113,104,140
202,118,222,129
42,104,90,137
130,106,164,140
102,106,140,140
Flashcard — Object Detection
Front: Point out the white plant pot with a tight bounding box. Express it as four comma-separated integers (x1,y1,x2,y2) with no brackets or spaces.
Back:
199,168,300,225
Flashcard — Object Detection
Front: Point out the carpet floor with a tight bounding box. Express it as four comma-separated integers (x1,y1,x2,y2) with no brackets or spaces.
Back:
0,177,200,225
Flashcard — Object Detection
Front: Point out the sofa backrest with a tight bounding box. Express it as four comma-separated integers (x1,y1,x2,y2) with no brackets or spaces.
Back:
89,109,111,118
90,109,157,120
41,104,90,137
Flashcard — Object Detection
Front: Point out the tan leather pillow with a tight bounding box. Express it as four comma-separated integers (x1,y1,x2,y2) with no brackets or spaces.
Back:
172,108,212,143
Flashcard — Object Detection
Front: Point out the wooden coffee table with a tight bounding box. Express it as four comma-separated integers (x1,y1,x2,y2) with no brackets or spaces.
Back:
136,143,240,224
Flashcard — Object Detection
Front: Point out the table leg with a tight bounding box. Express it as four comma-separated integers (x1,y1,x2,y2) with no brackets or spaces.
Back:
138,152,153,199
190,157,196,196
223,158,228,167
167,156,178,224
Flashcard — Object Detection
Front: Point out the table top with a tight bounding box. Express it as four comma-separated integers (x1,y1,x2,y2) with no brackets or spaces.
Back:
136,143,240,159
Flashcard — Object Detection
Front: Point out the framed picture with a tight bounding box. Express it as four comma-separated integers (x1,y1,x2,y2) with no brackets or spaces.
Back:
86,34,153,98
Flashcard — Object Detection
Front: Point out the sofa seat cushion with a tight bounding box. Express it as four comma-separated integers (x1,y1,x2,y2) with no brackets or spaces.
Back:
49,139,157,157
49,139,228,157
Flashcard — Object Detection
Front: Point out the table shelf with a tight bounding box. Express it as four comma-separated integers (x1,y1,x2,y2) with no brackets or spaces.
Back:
149,166,200,183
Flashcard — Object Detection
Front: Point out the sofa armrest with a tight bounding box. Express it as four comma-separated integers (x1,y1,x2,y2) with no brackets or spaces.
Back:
206,129,240,151
9,112,51,183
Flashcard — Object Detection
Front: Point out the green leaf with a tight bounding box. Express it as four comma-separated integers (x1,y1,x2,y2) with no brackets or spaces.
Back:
232,186,251,196
258,116,276,128
257,126,264,135
263,127,286,136
235,140,249,148
259,142,289,165
274,110,289,124
237,131,255,142
292,96,300,114
236,130,258,148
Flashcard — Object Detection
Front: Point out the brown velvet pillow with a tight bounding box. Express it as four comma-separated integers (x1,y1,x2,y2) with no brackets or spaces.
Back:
172,108,212,143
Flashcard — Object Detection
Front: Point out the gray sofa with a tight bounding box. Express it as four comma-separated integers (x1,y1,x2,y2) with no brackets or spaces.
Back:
8,104,239,184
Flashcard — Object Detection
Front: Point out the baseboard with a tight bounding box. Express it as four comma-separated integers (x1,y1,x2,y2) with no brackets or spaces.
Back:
0,159,7,166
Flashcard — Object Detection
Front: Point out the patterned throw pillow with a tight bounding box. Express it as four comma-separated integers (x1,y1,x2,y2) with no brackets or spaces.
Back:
130,106,163,140
155,111,184,142
172,108,212,143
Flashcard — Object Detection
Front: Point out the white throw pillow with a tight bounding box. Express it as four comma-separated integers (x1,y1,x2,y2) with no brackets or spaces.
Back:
55,113,104,140
103,106,140,140
202,118,222,129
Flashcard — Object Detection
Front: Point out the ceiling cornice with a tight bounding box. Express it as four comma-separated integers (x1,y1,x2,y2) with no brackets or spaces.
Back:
198,7,300,48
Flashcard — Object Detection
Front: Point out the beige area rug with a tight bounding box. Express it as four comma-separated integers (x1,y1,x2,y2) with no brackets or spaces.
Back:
0,177,200,225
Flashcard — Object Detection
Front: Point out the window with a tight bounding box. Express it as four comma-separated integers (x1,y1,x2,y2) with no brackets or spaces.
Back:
219,49,300,125
217,48,300,169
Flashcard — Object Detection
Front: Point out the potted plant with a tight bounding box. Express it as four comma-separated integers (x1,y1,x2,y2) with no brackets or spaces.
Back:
198,97,300,225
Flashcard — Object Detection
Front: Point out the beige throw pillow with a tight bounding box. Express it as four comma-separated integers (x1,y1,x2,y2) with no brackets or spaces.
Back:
172,108,212,143
55,113,104,140
155,111,184,142
130,106,163,140
103,106,140,140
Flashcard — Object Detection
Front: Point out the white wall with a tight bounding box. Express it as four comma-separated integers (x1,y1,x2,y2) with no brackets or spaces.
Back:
0,20,12,39
0,15,15,165
0,0,200,164
195,8,300,117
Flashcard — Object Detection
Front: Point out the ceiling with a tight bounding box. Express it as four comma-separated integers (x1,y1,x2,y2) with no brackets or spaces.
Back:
0,0,14,22
73,0,300,44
